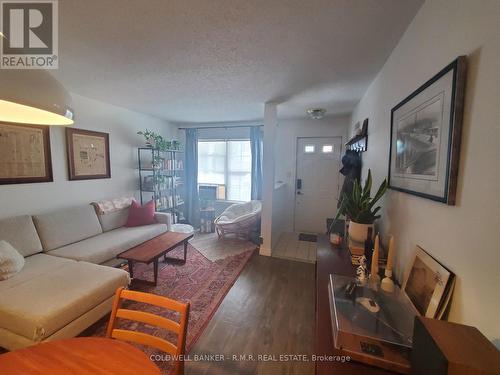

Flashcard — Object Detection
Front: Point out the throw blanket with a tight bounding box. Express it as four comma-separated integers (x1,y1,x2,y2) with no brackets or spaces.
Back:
91,197,134,215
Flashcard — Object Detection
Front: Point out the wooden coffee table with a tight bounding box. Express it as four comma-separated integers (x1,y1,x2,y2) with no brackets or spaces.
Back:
118,231,193,286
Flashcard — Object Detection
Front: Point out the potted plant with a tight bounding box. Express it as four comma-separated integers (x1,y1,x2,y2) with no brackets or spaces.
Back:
335,169,388,243
137,130,162,148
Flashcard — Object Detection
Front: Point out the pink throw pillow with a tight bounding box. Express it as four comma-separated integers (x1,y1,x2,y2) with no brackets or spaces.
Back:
125,200,157,227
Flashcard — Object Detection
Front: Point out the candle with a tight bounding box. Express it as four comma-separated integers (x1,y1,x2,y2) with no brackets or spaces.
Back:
387,236,395,271
371,234,379,277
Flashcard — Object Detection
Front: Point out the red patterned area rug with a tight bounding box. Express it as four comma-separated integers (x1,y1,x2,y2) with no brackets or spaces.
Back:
81,243,256,373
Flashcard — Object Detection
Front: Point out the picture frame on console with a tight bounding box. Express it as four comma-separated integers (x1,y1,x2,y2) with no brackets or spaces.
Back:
388,56,466,205
66,127,111,180
0,122,53,185
402,246,454,319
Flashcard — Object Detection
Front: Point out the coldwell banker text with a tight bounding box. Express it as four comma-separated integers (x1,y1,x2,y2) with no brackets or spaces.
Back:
0,0,59,69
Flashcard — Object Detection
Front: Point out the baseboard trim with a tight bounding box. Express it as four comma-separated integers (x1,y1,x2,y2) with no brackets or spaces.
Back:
259,246,271,256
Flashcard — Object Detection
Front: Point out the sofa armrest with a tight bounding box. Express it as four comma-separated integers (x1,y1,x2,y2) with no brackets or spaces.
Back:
154,212,172,231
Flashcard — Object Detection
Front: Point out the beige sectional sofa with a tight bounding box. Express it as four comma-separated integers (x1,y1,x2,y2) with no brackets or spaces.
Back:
0,204,171,350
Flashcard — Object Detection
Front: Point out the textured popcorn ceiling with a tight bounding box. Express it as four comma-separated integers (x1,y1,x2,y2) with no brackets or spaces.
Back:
53,0,423,123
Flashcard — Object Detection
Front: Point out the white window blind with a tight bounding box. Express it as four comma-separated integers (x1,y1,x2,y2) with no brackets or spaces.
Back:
198,140,251,202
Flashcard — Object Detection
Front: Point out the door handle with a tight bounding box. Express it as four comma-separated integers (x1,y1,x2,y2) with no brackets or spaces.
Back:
297,191,303,195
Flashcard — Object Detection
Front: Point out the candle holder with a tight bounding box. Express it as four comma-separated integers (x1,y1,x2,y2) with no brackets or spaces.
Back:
370,234,380,283
381,269,395,292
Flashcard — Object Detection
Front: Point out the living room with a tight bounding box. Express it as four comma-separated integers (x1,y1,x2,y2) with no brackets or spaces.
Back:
1,1,499,374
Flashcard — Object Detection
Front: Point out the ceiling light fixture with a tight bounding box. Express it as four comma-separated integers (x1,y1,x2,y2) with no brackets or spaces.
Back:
306,108,326,120
0,70,74,125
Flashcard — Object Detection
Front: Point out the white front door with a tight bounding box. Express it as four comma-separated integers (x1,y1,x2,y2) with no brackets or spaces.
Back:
294,137,342,234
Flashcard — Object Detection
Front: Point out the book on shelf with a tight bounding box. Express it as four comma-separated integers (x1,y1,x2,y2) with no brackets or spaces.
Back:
163,159,183,171
347,237,388,266
347,238,364,265
350,254,364,266
348,238,365,256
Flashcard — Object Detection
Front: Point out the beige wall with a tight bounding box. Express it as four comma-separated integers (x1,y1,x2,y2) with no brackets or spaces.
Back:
0,94,177,219
351,0,500,340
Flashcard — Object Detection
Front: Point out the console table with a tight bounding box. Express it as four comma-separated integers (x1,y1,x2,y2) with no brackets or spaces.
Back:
315,234,397,374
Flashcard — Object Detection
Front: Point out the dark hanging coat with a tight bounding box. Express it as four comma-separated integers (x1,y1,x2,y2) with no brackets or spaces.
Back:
338,150,362,208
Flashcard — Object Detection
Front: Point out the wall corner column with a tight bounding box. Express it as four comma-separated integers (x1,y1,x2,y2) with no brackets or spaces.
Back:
260,102,278,256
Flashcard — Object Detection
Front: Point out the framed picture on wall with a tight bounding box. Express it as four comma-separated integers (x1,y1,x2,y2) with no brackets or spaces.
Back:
66,127,111,180
388,56,466,205
0,122,53,185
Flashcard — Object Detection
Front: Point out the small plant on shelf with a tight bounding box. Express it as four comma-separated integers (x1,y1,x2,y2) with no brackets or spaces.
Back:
137,130,162,148
152,155,164,169
137,130,180,151
156,138,172,151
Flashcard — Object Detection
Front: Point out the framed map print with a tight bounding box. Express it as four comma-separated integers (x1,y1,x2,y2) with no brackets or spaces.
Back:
0,123,53,185
66,128,110,180
388,56,466,205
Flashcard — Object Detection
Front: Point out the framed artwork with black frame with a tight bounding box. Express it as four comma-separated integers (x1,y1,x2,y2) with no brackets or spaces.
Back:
66,127,111,180
0,122,53,185
388,56,466,205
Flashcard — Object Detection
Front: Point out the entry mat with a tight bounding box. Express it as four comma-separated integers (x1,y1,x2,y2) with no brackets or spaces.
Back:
298,233,318,242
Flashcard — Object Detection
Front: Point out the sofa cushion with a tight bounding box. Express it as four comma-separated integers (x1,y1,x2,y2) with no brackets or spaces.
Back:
91,197,134,232
0,215,43,257
47,223,168,264
92,197,134,215
0,241,25,280
97,207,130,232
154,212,172,231
0,254,129,341
125,200,156,227
33,205,103,251
0,253,72,290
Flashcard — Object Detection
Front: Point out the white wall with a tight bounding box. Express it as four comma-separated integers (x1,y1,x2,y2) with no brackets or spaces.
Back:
271,182,287,249
0,94,177,219
260,103,278,255
351,0,500,340
274,115,349,233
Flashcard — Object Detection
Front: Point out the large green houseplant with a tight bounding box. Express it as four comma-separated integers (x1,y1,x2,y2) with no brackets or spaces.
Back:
335,169,388,242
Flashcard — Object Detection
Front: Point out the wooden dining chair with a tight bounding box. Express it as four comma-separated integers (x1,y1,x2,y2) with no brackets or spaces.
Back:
106,287,190,374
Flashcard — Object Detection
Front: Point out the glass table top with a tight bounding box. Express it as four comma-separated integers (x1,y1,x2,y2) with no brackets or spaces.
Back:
329,274,418,348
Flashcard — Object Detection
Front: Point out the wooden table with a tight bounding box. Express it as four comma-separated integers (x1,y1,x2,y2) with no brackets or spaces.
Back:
118,231,193,286
0,337,160,374
315,234,396,375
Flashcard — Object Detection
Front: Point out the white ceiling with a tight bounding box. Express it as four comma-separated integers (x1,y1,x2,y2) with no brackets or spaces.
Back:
54,0,423,123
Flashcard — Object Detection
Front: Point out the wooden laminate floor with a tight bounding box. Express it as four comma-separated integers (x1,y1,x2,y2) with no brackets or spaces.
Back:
186,253,315,375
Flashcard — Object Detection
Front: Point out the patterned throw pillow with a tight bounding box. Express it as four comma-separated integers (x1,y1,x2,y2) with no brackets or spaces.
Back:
92,196,135,215
0,240,25,280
